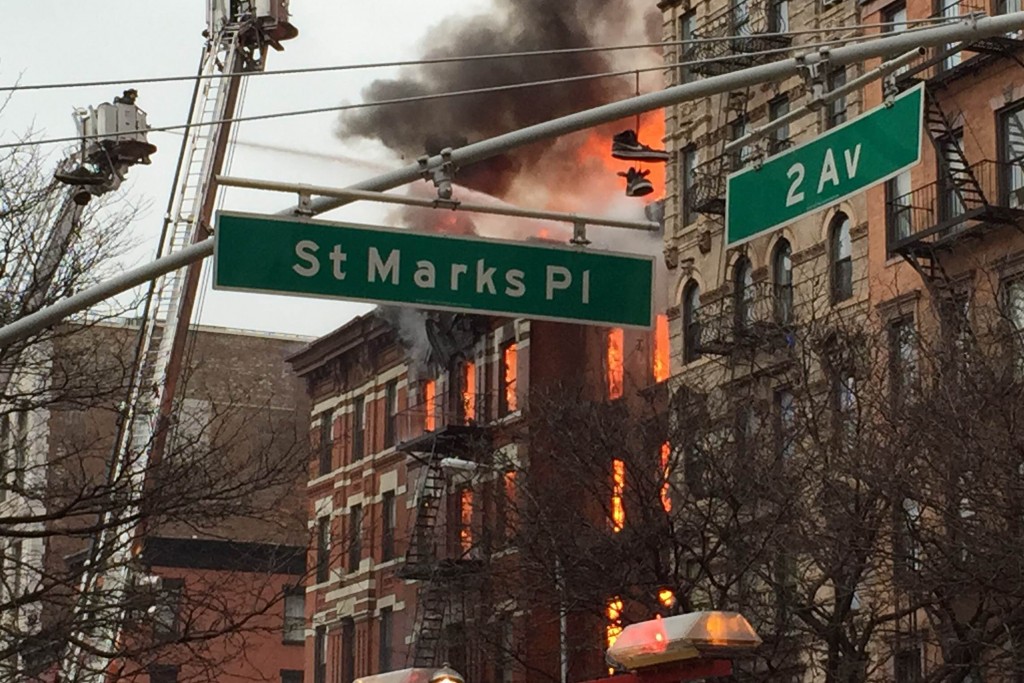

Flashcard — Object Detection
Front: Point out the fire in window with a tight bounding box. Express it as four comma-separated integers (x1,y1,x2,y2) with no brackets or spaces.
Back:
606,597,624,648
611,459,626,532
653,314,670,382
459,487,474,553
660,442,672,513
424,380,437,432
500,341,518,415
462,361,477,422
607,328,624,400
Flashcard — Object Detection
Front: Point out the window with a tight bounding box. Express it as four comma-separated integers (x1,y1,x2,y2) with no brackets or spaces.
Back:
940,0,962,71
899,497,923,575
149,665,179,683
938,131,967,231
1005,279,1024,373
611,459,626,532
889,317,918,404
379,607,393,672
348,504,363,571
769,0,789,32
999,0,1022,14
314,625,327,683
894,648,921,683
772,239,793,324
381,491,396,562
495,615,515,683
496,470,517,548
384,381,398,448
352,396,365,461
607,328,624,400
281,671,303,683
13,409,27,490
1000,101,1024,208
832,366,857,450
729,116,751,170
152,578,184,640
883,2,907,31
283,588,305,644
316,516,330,583
0,414,8,503
680,146,698,226
732,0,751,36
424,379,437,432
734,257,754,332
318,413,333,477
774,388,795,459
461,361,477,421
458,487,474,553
830,213,853,303
886,170,913,248
499,340,518,416
826,67,847,128
341,618,356,683
683,281,702,363
768,96,790,155
606,597,624,648
678,11,696,85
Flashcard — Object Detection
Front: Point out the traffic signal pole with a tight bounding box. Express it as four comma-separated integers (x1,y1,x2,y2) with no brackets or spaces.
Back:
2,10,1024,348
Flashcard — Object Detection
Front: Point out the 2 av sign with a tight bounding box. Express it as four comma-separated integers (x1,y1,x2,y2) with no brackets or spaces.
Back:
726,83,924,247
213,212,655,328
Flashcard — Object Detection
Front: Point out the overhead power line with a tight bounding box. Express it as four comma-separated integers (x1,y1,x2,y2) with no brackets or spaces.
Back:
0,18,964,152
0,15,960,94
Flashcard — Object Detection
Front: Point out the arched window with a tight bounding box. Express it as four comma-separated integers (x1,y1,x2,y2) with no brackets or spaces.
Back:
830,213,853,303
734,257,754,331
683,281,702,363
773,239,793,324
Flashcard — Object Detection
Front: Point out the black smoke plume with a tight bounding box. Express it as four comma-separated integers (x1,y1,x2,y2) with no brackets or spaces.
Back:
337,0,662,198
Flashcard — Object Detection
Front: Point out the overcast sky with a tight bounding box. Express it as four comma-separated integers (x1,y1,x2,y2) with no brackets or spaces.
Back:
2,0,497,338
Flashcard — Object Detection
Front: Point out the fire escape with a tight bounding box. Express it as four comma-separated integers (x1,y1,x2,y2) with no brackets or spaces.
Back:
395,314,493,669
692,282,794,356
887,0,1024,283
686,0,792,216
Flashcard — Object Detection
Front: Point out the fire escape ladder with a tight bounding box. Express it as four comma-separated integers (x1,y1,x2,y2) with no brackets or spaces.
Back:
924,88,988,211
399,443,446,580
410,573,449,668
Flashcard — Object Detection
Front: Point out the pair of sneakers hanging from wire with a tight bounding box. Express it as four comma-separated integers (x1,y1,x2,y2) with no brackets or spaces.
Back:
612,129,669,197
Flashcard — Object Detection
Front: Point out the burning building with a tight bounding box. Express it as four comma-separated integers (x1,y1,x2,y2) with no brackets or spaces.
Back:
287,305,672,683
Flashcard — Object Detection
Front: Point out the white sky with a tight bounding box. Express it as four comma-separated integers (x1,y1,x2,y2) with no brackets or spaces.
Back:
2,0,498,338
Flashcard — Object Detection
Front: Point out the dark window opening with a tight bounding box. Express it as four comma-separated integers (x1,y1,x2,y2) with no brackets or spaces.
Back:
316,516,330,583
772,239,793,324
341,618,356,683
830,213,853,303
683,281,702,363
384,380,398,448
318,413,333,477
381,491,396,562
348,504,363,572
352,396,365,461
379,607,393,672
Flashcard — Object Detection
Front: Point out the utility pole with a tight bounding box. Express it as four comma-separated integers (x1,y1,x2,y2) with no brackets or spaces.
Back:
1,11,1023,349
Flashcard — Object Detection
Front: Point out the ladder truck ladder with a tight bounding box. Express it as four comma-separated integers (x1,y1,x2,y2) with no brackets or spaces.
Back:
59,5,296,677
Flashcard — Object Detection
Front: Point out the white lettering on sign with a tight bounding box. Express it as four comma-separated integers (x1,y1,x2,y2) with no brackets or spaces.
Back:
414,260,436,289
545,266,572,300
286,239,600,306
329,245,348,280
293,240,320,277
368,247,400,284
505,269,525,297
451,263,468,290
476,259,497,295
786,143,863,207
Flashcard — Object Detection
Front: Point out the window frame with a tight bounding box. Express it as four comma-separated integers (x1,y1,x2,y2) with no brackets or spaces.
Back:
679,145,698,226
733,257,755,332
381,491,396,562
768,95,791,155
318,412,333,477
314,625,327,683
316,516,330,583
998,99,1024,208
772,239,793,324
826,67,848,128
498,339,519,417
888,315,918,405
152,577,185,641
683,281,702,363
351,396,365,462
678,11,697,85
384,381,398,448
830,213,853,303
341,617,356,683
283,587,305,644
348,504,363,572
379,606,393,672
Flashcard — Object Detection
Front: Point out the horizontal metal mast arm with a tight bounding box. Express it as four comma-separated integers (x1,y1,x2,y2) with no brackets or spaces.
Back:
216,175,660,231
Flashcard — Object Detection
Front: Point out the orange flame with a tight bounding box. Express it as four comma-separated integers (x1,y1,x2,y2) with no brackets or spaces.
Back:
424,380,436,431
503,343,518,412
607,328,624,400
660,442,672,513
463,362,476,421
460,488,474,552
607,597,624,648
612,458,626,533
654,314,670,383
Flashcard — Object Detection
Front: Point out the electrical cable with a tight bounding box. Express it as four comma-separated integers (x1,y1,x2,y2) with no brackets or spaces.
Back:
0,26,950,152
0,15,967,94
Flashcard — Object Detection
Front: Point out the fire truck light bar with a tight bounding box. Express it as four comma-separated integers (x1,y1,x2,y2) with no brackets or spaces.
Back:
606,611,762,670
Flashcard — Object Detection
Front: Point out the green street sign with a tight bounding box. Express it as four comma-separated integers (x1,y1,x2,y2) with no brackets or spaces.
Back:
213,211,655,328
726,83,924,247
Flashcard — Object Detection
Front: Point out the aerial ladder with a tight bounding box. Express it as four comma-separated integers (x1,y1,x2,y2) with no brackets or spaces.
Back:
58,2,297,681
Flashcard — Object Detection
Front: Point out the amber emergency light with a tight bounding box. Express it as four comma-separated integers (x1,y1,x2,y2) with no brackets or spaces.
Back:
606,611,761,670
354,668,436,683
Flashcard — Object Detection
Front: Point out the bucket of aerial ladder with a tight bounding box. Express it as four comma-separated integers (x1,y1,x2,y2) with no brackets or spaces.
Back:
53,90,157,206
208,0,298,46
